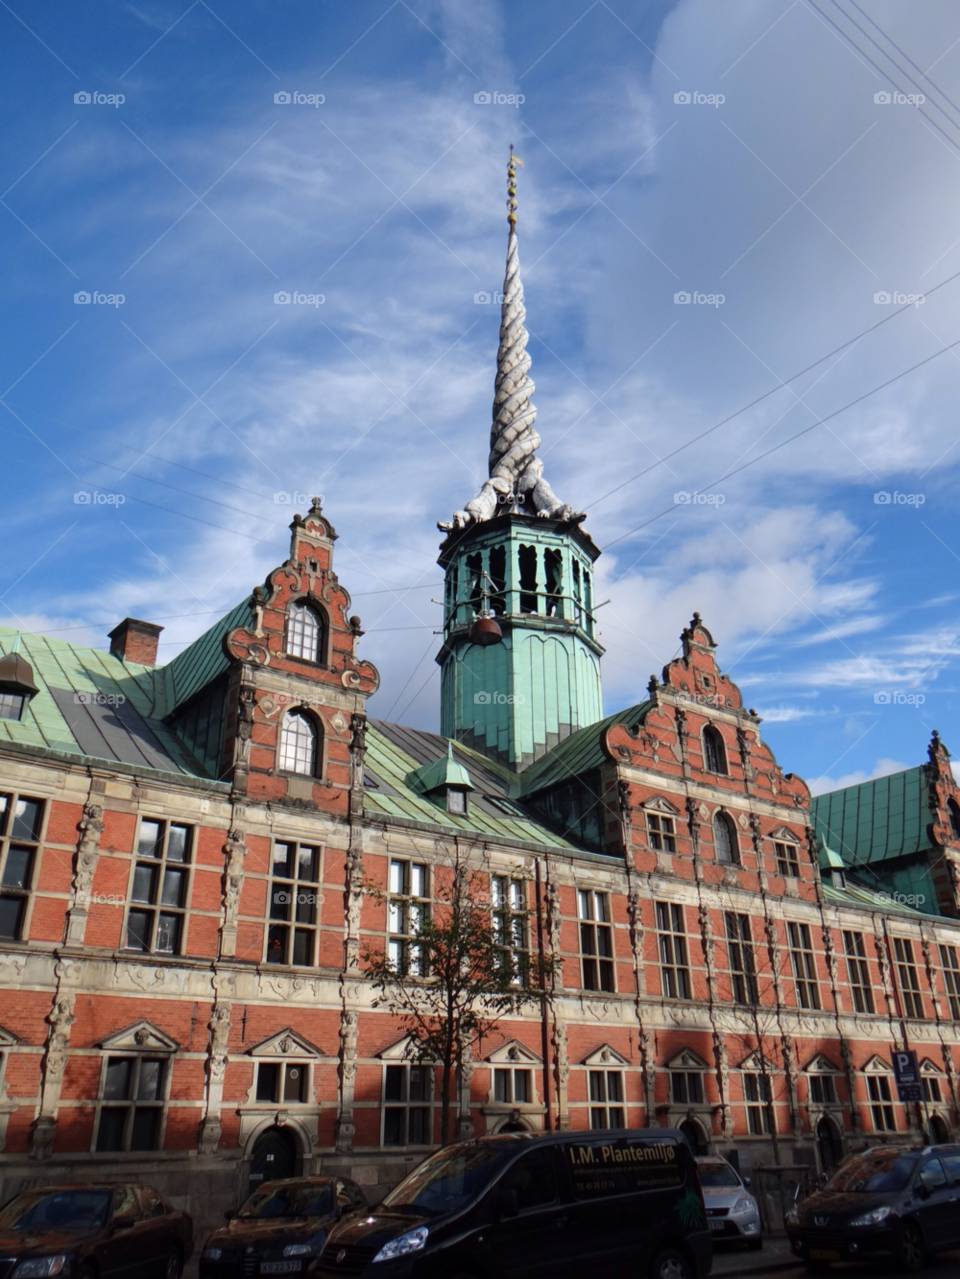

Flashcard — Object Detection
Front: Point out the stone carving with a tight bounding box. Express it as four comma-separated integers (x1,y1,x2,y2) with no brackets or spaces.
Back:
65,801,105,945
31,994,77,1160
220,825,248,959
199,1003,232,1155
440,151,583,532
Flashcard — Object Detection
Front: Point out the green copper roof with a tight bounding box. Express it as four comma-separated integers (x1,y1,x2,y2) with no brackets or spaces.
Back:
0,625,208,777
818,835,846,872
157,596,251,716
519,700,652,794
365,721,585,851
812,766,933,866
409,740,475,795
821,876,932,919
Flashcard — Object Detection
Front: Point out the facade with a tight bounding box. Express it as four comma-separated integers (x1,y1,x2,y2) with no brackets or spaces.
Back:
1,167,960,1240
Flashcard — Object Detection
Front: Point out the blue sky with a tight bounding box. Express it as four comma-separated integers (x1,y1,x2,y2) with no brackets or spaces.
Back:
2,0,960,792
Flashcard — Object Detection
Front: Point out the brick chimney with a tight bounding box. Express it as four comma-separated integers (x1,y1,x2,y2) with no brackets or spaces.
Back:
108,618,163,666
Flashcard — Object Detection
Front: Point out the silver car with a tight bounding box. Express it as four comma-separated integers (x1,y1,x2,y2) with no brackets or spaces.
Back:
696,1155,763,1249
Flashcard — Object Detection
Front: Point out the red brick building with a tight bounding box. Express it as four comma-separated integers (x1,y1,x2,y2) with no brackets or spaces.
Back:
1,199,959,1236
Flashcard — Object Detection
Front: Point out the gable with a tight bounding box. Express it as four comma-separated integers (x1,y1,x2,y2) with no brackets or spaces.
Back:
804,1053,839,1073
248,1029,323,1059
583,1044,630,1068
379,1037,421,1061
770,826,800,844
644,796,680,816
488,1040,541,1066
862,1054,892,1074
665,1048,709,1071
98,1021,179,1053
0,1025,20,1048
737,1050,776,1072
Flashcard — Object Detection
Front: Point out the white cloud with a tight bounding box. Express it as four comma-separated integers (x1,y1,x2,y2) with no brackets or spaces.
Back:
807,757,909,796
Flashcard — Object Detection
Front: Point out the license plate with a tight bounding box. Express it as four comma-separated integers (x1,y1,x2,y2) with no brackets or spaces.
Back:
260,1264,301,1274
708,1220,725,1232
809,1249,841,1262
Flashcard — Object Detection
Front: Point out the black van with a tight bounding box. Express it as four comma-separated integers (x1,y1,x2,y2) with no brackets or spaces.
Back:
317,1128,712,1279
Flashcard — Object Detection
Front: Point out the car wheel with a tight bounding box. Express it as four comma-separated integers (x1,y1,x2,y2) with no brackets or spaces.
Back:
650,1247,691,1279
897,1223,925,1273
163,1251,182,1279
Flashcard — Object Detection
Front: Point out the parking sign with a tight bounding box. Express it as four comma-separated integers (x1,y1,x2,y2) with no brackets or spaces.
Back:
892,1049,923,1102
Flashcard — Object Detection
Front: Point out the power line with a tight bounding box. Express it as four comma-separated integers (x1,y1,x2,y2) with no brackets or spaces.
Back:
586,266,960,514
603,329,960,551
843,0,960,119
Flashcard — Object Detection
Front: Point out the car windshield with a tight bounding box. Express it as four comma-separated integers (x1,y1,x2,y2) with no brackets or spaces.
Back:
697,1163,741,1188
825,1151,919,1194
238,1185,334,1219
381,1144,516,1217
0,1190,111,1231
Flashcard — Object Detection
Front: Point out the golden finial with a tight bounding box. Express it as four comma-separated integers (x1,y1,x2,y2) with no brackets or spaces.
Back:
507,142,523,228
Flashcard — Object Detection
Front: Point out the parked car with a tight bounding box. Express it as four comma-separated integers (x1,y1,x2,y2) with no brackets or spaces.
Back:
0,1182,193,1279
317,1128,712,1279
786,1143,960,1272
695,1155,762,1249
199,1177,367,1279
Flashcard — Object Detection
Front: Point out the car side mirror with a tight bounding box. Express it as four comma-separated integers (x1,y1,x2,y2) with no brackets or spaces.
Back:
499,1189,520,1220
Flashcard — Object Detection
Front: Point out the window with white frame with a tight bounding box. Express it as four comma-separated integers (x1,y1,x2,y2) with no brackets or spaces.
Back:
588,1069,625,1129
866,1074,896,1131
788,921,820,1010
95,1055,168,1152
892,937,924,1019
0,793,44,942
125,819,191,955
702,726,728,775
713,814,738,864
921,1073,942,1105
278,710,320,776
843,931,875,1014
388,860,429,975
809,1073,837,1104
492,876,528,984
743,1072,774,1135
725,912,758,1005
266,841,321,966
940,945,960,1020
774,839,800,878
285,600,327,663
494,1066,532,1105
646,809,676,853
656,901,691,999
383,1063,432,1146
578,890,615,992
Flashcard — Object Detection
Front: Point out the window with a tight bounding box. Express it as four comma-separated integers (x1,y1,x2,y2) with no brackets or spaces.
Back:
922,1075,942,1104
494,1067,532,1104
266,841,321,966
940,945,960,1020
788,921,820,1010
892,937,924,1019
579,890,615,992
502,1146,559,1210
775,840,800,878
725,912,758,1004
446,789,467,815
95,1056,167,1151
809,1074,837,1104
588,1070,625,1129
256,1060,308,1104
388,860,429,975
713,814,738,864
383,1064,432,1146
646,810,676,853
0,692,25,721
278,711,319,776
744,1073,773,1135
656,901,691,999
0,793,44,941
671,1070,704,1105
702,726,727,775
867,1074,896,1131
285,600,326,663
125,819,191,955
493,876,528,984
948,798,960,840
843,931,875,1014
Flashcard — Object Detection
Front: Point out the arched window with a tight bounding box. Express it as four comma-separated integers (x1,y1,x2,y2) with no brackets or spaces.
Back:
949,798,960,841
702,725,727,775
279,711,319,776
285,600,326,663
714,813,738,864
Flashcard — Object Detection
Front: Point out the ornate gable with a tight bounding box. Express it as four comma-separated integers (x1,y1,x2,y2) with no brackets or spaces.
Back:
488,1040,541,1066
737,1050,776,1072
583,1044,630,1067
0,1025,20,1047
770,825,800,843
379,1037,421,1062
248,1029,323,1059
804,1053,839,1074
645,796,680,816
862,1054,892,1074
665,1048,709,1071
98,1021,179,1053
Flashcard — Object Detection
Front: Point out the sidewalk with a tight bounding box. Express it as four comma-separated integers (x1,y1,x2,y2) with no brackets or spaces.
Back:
711,1236,799,1275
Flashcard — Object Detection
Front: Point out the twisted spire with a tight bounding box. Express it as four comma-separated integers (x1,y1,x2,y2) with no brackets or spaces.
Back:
489,147,541,484
438,148,584,533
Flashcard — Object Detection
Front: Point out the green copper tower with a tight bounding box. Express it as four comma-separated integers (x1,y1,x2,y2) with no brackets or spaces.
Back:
436,149,604,769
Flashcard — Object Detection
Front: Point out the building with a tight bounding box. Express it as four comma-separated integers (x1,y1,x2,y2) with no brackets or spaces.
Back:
1,159,959,1237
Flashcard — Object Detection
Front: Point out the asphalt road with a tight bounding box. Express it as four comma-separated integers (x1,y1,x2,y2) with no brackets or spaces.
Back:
711,1243,960,1279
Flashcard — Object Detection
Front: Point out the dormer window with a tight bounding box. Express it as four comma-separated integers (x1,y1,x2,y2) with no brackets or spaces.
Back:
408,741,475,816
447,789,467,815
0,649,39,723
702,725,727,775
284,600,327,663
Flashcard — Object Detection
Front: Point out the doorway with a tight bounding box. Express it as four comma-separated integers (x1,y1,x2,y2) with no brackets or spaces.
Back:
679,1118,707,1155
928,1113,950,1144
816,1117,843,1172
250,1126,299,1188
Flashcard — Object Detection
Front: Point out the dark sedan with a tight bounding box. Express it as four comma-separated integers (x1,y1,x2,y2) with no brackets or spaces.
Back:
786,1143,960,1272
0,1183,193,1279
200,1177,367,1279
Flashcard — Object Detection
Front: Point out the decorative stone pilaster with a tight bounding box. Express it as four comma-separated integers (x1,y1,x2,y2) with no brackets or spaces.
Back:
698,901,719,1004
457,1043,475,1140
736,725,755,790
552,1013,570,1131
199,998,232,1155
713,1031,733,1139
335,1005,359,1152
639,1027,656,1121
781,1034,802,1139
839,1037,862,1132
219,815,248,959
674,705,691,780
64,800,105,946
30,982,76,1160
